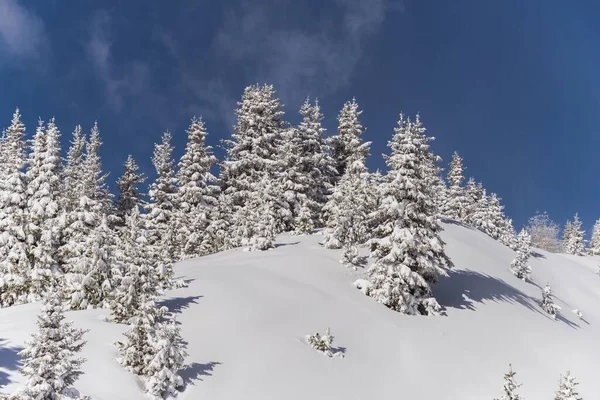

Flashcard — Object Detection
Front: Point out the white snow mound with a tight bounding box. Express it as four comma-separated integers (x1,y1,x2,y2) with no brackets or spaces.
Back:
1,222,599,399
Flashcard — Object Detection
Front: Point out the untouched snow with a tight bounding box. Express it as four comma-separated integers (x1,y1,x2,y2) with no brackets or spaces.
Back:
1,222,600,399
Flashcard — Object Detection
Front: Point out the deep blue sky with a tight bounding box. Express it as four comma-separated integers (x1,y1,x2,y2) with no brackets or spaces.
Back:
1,0,599,235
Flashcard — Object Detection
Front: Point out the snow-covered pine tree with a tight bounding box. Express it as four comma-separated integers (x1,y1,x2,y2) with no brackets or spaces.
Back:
431,172,448,219
476,192,507,240
176,117,220,259
564,213,585,256
541,282,561,320
115,155,145,227
562,220,573,253
201,193,236,253
279,98,336,233
146,131,179,262
588,218,600,255
554,371,582,400
110,207,163,323
236,175,278,251
18,290,87,399
220,84,288,234
494,364,523,400
0,108,32,307
463,178,483,225
441,151,468,221
499,218,518,250
145,316,188,399
355,114,451,315
26,118,63,299
510,229,532,281
61,125,86,214
329,98,366,181
306,327,334,357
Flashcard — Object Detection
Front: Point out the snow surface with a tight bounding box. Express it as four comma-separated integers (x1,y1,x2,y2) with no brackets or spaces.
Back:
1,221,599,399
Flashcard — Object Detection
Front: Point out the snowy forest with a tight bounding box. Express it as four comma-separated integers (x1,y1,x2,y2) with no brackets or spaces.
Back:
0,84,593,399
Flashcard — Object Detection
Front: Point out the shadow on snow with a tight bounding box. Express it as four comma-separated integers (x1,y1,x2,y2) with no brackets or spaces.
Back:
0,339,24,388
180,361,221,389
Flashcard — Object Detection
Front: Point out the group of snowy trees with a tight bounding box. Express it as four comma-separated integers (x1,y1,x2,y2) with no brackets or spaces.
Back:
495,364,583,400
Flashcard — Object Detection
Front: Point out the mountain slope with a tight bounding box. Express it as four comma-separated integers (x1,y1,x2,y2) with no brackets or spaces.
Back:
1,222,599,399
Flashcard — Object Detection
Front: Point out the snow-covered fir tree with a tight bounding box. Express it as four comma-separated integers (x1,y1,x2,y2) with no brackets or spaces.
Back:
499,218,518,250
279,98,336,233
236,175,278,251
562,219,573,253
554,371,582,400
475,192,507,240
17,290,87,400
527,211,560,253
329,98,366,181
145,316,188,399
355,114,451,315
26,118,62,299
441,152,468,221
110,207,163,323
494,364,523,400
146,131,179,262
0,108,31,307
564,213,585,256
588,218,600,256
202,194,236,253
463,178,483,225
176,117,220,259
115,155,145,227
510,229,532,281
61,125,87,214
541,282,561,320
220,84,288,233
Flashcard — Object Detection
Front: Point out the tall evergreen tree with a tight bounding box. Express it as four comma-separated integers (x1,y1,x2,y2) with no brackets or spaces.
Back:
564,213,585,256
0,108,31,306
441,152,468,221
562,219,573,253
588,218,600,255
329,98,367,180
61,125,86,214
115,155,145,226
220,84,288,232
355,114,451,315
146,131,179,262
281,98,336,232
176,117,220,258
26,118,63,298
18,290,87,399
510,229,532,281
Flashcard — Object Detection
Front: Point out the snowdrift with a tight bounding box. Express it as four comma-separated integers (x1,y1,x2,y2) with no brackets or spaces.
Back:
1,222,599,399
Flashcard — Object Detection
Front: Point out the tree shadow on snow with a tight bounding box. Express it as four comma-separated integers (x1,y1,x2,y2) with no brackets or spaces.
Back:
331,346,347,357
434,270,579,329
0,340,24,388
158,295,203,317
180,362,221,389
274,241,301,248
530,251,546,259
439,218,475,230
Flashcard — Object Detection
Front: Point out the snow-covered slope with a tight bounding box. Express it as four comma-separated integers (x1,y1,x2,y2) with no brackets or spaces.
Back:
1,222,599,399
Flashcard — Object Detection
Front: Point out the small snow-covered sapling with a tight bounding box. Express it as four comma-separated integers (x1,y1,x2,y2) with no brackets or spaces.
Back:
572,309,584,320
306,328,336,357
494,364,523,400
555,371,583,400
541,283,561,320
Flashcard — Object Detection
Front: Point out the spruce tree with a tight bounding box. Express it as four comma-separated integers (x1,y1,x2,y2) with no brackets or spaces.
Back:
554,371,582,400
588,218,600,255
500,218,518,250
61,125,86,214
562,220,573,253
329,98,367,181
510,229,532,281
146,131,179,262
355,114,451,315
0,108,31,306
441,151,468,221
26,118,62,298
565,213,585,256
494,364,523,400
176,117,219,259
236,175,278,251
463,178,483,225
115,155,145,226
541,282,561,320
18,290,87,399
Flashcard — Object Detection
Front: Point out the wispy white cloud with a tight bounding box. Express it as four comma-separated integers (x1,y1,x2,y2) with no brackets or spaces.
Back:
87,12,150,112
0,0,45,58
214,0,401,106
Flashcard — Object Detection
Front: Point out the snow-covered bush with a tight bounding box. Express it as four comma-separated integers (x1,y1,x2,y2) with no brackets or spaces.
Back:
541,283,561,320
572,309,584,320
510,229,531,281
494,364,523,400
306,328,334,357
526,211,560,253
555,371,582,400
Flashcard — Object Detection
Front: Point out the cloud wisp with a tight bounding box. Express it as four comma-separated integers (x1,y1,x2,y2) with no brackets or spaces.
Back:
0,0,45,59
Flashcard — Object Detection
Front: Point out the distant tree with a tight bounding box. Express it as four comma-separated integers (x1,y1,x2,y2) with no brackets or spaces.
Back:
355,114,451,315
441,151,468,221
562,219,573,253
510,229,532,281
494,364,523,400
463,178,483,225
526,212,560,252
564,213,585,256
499,218,518,250
18,290,87,399
61,125,87,214
588,218,600,255
554,371,582,400
115,155,145,226
541,282,561,320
